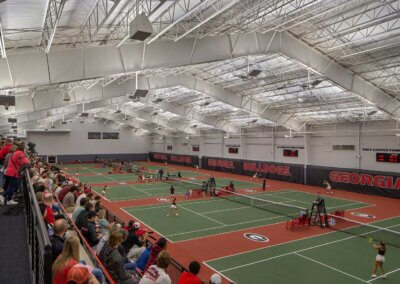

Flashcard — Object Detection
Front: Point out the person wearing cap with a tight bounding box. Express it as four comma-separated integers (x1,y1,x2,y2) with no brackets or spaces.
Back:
66,264,99,284
178,261,202,284
123,221,148,261
81,211,102,248
209,273,222,284
139,250,171,284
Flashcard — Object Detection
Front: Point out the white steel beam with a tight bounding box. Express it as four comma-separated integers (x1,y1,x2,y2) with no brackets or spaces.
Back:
40,0,66,53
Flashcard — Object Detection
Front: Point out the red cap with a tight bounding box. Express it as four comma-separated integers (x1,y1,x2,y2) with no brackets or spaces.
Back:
66,266,90,284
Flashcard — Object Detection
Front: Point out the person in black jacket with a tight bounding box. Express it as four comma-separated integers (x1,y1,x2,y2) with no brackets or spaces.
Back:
81,211,101,248
99,231,138,284
49,219,68,262
75,202,94,229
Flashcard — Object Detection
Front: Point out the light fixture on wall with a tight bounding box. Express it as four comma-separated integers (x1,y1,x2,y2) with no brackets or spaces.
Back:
396,133,400,137
224,133,230,139
284,129,293,138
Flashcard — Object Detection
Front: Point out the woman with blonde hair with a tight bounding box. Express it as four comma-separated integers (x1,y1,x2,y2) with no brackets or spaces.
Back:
52,236,80,284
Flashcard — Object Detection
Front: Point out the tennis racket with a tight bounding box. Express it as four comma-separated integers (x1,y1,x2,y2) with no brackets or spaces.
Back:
368,236,374,244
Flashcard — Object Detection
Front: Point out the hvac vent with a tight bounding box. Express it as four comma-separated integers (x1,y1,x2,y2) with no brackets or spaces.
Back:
333,145,355,151
8,118,17,123
11,125,17,129
129,89,149,100
79,112,89,118
129,13,153,41
0,95,16,109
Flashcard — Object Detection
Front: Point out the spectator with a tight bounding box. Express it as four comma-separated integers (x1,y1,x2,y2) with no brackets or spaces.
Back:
209,274,222,284
75,187,87,206
144,237,167,271
0,142,29,205
94,198,102,212
95,223,121,255
36,191,44,203
66,264,99,284
44,193,55,225
50,219,68,262
125,222,148,261
75,202,94,229
0,143,16,190
139,251,171,284
34,183,46,193
135,245,152,272
58,181,74,203
178,261,202,284
81,211,101,248
54,182,63,197
93,195,101,204
97,209,111,235
63,186,78,213
99,231,138,284
52,236,80,284
72,197,87,223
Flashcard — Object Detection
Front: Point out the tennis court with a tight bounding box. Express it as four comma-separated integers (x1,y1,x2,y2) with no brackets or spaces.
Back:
123,190,371,242
206,217,400,284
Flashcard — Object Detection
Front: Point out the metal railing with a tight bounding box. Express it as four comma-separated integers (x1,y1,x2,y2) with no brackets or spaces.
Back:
23,169,52,284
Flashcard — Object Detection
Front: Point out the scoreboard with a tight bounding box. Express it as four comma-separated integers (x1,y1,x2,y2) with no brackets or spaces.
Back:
376,153,400,163
283,149,298,157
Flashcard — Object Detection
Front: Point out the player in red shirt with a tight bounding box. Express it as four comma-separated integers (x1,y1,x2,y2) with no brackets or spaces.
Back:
178,261,202,284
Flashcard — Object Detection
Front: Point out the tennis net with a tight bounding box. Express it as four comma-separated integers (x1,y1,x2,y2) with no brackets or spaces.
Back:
326,214,400,248
164,177,308,218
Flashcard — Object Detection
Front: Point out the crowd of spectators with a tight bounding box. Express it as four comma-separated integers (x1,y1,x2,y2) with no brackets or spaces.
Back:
0,138,223,284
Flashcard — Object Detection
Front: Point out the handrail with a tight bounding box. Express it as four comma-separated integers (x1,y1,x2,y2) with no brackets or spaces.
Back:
23,168,53,284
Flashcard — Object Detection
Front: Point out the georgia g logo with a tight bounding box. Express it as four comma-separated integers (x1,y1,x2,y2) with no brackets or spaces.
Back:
244,233,269,243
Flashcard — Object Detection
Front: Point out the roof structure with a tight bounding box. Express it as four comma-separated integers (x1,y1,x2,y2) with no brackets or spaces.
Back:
0,0,399,136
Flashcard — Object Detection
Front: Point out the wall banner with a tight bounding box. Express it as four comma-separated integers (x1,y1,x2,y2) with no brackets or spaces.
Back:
307,165,400,199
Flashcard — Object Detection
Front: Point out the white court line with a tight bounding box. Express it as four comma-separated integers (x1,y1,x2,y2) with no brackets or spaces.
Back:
120,208,175,244
166,215,284,237
179,204,228,226
218,223,400,273
367,266,400,282
202,262,236,284
127,185,152,196
206,215,400,263
294,252,367,283
202,206,252,214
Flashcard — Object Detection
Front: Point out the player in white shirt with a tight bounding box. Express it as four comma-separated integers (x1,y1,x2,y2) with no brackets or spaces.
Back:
324,180,333,195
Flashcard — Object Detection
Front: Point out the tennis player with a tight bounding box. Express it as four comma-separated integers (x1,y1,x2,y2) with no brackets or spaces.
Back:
371,242,386,279
323,180,333,195
251,173,258,180
167,198,179,216
102,185,108,197
169,185,175,195
262,178,267,191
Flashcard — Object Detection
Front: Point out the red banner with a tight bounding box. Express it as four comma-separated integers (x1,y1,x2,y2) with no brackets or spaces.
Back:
243,162,291,176
330,171,400,190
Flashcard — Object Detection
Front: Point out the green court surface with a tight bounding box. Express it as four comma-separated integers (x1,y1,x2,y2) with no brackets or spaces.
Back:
206,217,400,284
92,183,188,200
78,173,139,184
123,190,370,242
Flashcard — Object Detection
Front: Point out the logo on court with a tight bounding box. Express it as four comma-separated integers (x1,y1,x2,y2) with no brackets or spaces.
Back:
119,182,127,185
97,173,102,176
243,189,256,193
157,198,170,203
243,233,269,243
351,212,376,219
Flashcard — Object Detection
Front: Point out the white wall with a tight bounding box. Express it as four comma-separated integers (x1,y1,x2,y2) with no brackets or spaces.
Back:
151,122,400,173
27,119,150,156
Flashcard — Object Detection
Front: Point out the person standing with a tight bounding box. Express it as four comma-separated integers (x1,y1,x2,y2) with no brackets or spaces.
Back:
158,168,164,181
371,242,386,279
262,178,266,191
169,185,175,196
323,180,333,195
0,142,29,205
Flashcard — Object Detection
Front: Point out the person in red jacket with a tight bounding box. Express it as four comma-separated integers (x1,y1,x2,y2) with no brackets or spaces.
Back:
0,138,13,162
0,138,13,190
0,142,29,205
178,261,202,284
